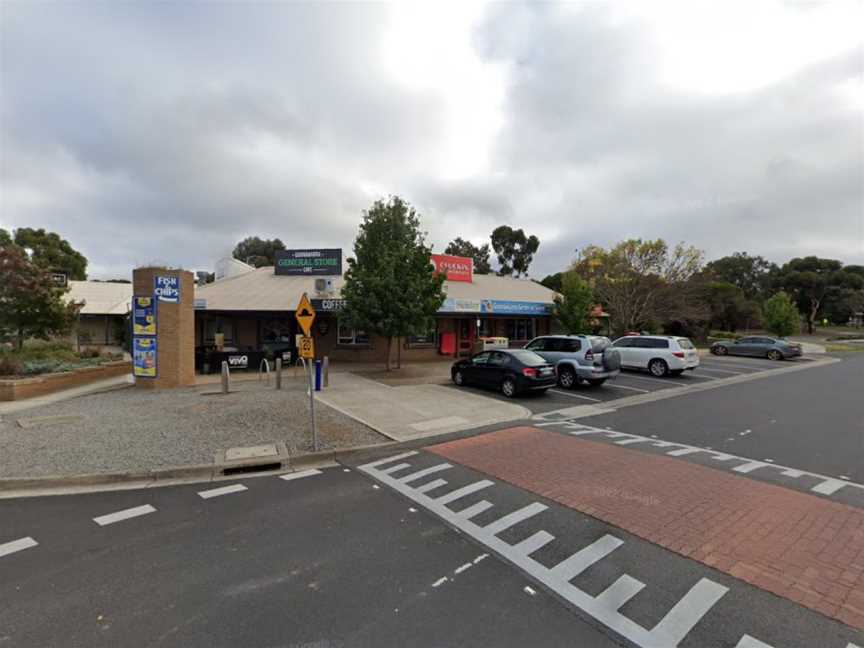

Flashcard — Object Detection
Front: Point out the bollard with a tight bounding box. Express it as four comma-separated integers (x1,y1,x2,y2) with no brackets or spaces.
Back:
323,356,329,387
314,360,322,391
275,358,282,390
221,360,230,394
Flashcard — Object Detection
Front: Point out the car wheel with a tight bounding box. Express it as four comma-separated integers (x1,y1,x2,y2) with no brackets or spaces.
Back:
502,377,517,398
767,349,783,361
453,370,464,386
586,378,606,387
649,359,669,377
715,345,728,355
557,367,577,389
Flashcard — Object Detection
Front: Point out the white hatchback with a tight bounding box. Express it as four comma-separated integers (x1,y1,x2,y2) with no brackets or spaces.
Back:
611,335,700,377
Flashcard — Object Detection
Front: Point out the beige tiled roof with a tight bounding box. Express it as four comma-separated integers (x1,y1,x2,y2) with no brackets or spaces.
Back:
194,267,555,311
67,281,133,316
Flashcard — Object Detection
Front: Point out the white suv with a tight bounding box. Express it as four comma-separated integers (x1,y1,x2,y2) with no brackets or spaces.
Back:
611,335,699,377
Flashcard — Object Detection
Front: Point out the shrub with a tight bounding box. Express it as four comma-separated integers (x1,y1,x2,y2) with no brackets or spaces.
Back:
79,347,102,358
709,330,742,340
0,354,23,376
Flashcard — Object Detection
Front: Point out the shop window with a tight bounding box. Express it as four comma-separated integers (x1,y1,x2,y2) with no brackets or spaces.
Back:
408,322,438,347
261,318,292,343
205,318,235,343
478,319,494,337
506,319,535,341
337,322,370,346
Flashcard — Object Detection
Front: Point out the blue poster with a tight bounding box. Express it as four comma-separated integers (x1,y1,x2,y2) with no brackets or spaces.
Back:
133,296,156,335
481,300,551,315
133,337,157,378
154,275,180,302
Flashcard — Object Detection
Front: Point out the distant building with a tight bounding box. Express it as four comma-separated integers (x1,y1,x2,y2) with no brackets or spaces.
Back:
66,281,133,349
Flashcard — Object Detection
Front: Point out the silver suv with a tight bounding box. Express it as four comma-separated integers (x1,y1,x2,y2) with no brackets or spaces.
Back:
524,335,621,388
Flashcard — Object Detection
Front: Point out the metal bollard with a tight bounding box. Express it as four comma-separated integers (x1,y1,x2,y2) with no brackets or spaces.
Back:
315,360,322,391
221,360,230,394
323,356,329,387
275,358,282,390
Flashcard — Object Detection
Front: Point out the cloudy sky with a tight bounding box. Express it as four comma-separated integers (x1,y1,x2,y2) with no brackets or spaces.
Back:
1,1,862,279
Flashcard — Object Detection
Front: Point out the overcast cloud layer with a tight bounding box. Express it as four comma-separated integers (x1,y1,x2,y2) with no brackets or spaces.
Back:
1,1,862,279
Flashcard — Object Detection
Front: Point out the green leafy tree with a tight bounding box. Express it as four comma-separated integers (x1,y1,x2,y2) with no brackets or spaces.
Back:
705,252,777,300
12,227,87,280
777,257,848,334
232,236,286,268
444,237,492,274
762,292,799,338
490,226,540,277
341,197,446,370
539,272,563,292
0,228,12,248
553,272,594,334
702,281,762,332
0,245,80,349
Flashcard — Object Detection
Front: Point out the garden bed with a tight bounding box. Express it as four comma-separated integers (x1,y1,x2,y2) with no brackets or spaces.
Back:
0,360,131,401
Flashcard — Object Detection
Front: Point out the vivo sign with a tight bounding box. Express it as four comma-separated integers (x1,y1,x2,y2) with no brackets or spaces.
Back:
227,355,248,368
431,254,473,283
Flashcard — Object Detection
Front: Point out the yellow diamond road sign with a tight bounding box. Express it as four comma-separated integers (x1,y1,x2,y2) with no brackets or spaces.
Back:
295,293,316,337
299,336,315,359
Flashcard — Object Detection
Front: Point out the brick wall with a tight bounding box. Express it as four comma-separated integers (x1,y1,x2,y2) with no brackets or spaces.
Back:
0,361,131,401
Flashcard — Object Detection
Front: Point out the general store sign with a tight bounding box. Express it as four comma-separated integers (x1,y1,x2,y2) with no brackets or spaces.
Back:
431,254,473,283
275,249,342,276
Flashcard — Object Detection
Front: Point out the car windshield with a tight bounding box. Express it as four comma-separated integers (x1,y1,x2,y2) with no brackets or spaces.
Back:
677,338,694,349
507,350,547,365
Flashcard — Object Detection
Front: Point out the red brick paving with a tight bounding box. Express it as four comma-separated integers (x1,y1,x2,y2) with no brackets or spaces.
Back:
427,426,864,630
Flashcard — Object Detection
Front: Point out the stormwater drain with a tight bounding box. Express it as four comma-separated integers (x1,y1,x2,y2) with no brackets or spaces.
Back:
221,461,284,476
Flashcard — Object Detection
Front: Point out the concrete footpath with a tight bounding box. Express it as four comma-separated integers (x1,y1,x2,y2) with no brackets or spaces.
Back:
316,372,530,442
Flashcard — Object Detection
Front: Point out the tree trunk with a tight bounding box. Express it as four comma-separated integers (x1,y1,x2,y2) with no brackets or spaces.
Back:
385,336,392,371
397,337,402,369
17,329,24,351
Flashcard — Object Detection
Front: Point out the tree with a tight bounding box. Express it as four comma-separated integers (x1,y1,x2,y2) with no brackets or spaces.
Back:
701,281,761,332
705,252,777,300
553,272,594,334
444,237,492,274
572,240,704,335
0,228,12,248
777,257,847,334
763,292,799,338
12,227,88,280
0,245,80,349
232,236,286,268
341,197,446,370
539,272,563,293
490,226,540,277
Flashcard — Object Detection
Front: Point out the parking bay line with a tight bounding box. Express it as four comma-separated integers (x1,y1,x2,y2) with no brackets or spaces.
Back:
693,366,745,376
93,504,156,527
359,453,732,648
198,483,248,499
0,536,38,558
611,374,691,388
549,389,602,402
279,468,323,482
603,383,649,393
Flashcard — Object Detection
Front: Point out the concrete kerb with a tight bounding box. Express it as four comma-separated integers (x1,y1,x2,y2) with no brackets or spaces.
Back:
533,356,841,421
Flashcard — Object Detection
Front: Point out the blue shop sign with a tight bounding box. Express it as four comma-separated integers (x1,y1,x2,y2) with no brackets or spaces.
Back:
482,300,551,315
154,275,180,303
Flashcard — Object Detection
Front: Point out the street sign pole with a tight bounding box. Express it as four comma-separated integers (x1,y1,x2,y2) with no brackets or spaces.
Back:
308,360,318,451
295,293,319,451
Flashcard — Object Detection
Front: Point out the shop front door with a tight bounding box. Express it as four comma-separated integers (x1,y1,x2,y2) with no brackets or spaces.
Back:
457,319,475,357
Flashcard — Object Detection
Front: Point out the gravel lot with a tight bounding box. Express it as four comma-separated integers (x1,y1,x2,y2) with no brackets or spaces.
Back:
0,380,385,479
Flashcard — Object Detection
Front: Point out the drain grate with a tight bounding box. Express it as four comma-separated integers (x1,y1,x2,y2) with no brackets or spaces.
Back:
221,461,284,476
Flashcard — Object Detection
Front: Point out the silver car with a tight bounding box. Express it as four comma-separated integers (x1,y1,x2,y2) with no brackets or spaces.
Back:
710,336,803,360
524,335,621,387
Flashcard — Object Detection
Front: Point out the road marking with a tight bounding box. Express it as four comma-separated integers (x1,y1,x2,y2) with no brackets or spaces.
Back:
415,478,448,494
667,448,704,456
279,469,322,482
595,574,645,612
732,461,770,474
614,374,689,387
436,480,494,505
457,500,494,519
694,366,744,375
812,478,849,495
604,383,649,393
93,504,156,526
380,462,411,475
524,585,537,596
398,463,452,484
359,458,731,648
361,451,419,469
473,553,488,564
551,534,624,581
735,636,773,647
0,537,38,558
702,359,775,370
513,530,555,556
550,389,601,402
484,502,547,536
198,484,248,499
432,577,448,588
615,437,651,445
454,562,472,574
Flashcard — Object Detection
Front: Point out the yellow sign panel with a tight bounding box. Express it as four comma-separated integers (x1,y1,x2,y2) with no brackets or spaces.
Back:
295,292,316,337
299,335,315,359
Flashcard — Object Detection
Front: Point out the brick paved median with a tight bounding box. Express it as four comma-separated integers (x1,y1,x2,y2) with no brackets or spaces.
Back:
428,426,864,630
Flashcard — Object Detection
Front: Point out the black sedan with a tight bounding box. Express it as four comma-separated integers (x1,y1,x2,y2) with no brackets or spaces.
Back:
451,349,556,397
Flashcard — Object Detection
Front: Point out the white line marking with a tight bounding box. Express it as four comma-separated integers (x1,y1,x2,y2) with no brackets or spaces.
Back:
595,574,646,612
524,585,537,596
551,534,624,581
415,478,448,494
812,478,848,495
372,485,380,489
512,530,555,556
667,448,704,456
362,451,419,469
198,483,248,499
604,383,649,393
473,553,488,564
732,461,769,474
615,437,651,445
568,428,606,436
709,453,735,461
484,503,548,536
435,480,494,505
398,463,452,484
616,374,689,387
93,504,156,526
694,367,744,375
279,469,322,481
457,500,493,519
358,460,730,648
343,468,351,472
550,389,601,402
847,643,863,648
380,462,411,475
432,577,448,588
781,468,805,478
408,507,417,513
0,537,38,558
735,635,774,647
454,562,472,574
648,578,729,646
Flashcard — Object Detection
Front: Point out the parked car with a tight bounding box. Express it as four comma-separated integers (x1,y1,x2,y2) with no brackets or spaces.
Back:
451,349,556,397
710,336,802,360
523,335,621,388
611,335,700,377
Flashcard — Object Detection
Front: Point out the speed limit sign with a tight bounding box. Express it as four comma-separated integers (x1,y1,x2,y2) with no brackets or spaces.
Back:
299,335,315,359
